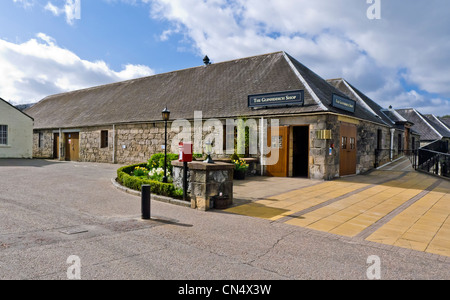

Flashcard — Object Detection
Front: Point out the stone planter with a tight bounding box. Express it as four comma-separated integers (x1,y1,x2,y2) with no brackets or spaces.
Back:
172,161,234,211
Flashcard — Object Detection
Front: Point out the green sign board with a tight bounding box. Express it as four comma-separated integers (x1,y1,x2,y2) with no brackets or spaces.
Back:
332,94,356,113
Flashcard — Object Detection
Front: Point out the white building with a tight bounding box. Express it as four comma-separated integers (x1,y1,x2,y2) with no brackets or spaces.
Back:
0,98,34,158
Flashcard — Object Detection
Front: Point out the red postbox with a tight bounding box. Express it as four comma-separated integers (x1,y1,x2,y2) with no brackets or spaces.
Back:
179,142,193,162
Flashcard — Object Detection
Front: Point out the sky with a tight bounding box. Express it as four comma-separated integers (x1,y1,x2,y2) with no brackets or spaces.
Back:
1,0,450,116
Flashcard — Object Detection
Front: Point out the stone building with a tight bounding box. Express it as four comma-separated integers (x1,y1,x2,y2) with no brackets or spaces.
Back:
25,51,412,180
397,108,450,148
0,97,34,158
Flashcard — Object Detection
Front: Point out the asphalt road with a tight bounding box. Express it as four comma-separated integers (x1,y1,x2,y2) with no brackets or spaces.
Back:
0,159,449,280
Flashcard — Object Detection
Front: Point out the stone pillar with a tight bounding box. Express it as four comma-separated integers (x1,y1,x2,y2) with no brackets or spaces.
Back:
173,161,234,211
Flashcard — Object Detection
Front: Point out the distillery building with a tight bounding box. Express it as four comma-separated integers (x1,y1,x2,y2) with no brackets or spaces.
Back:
25,51,413,180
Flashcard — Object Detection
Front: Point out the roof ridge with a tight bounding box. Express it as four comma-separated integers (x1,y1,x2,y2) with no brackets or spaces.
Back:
341,79,379,117
39,51,286,101
413,108,442,138
282,52,328,111
434,115,450,132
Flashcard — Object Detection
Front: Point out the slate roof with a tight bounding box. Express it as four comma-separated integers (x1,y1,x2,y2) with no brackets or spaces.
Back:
396,108,447,141
327,78,391,127
423,114,450,138
380,107,409,128
26,51,386,130
439,116,450,129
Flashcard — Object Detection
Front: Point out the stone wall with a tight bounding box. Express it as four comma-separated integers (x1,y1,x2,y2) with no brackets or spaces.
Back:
356,121,392,174
80,127,113,163
32,130,54,159
31,115,407,180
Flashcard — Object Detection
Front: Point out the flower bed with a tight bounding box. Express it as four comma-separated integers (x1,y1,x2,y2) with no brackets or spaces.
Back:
116,162,184,199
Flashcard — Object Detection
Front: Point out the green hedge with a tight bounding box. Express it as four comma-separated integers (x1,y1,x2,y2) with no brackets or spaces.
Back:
117,163,183,199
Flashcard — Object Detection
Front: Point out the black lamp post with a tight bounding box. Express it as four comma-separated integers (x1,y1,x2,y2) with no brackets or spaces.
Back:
162,107,171,183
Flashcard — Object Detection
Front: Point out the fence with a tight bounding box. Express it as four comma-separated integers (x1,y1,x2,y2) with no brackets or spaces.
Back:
411,140,449,178
374,141,449,178
374,148,403,168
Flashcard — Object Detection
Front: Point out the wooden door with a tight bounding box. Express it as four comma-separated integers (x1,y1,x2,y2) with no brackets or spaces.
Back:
340,123,357,176
53,133,60,159
65,133,80,161
266,126,290,177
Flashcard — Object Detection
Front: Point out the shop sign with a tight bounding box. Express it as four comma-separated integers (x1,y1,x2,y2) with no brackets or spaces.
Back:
249,90,304,108
332,94,356,113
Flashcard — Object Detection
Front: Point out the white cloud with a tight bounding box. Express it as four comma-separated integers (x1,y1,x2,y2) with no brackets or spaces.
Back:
146,0,450,115
0,33,154,104
13,0,35,9
44,0,81,25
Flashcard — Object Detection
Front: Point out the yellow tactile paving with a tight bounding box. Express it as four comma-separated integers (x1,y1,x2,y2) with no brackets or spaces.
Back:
227,180,372,221
228,168,450,257
367,181,450,257
286,173,439,237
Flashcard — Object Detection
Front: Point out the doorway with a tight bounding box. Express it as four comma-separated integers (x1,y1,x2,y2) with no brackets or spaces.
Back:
340,122,357,176
53,133,59,159
266,126,290,177
292,126,309,177
65,132,80,161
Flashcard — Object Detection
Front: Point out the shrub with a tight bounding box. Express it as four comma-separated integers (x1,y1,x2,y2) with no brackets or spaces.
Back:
117,163,183,199
133,166,149,177
147,153,179,175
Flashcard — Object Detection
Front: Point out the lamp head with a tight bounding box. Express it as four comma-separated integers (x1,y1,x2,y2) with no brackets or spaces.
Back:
162,107,171,121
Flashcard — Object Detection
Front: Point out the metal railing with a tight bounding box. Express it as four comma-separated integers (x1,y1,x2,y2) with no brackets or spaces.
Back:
374,148,403,168
417,148,450,178
375,139,450,178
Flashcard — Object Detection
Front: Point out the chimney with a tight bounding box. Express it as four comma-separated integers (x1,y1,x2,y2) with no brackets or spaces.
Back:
203,55,211,66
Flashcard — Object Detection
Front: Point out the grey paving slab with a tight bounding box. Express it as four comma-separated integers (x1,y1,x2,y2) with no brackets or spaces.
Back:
0,159,449,280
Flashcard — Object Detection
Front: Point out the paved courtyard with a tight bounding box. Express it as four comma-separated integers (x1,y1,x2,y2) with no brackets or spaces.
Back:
230,157,450,257
0,158,449,280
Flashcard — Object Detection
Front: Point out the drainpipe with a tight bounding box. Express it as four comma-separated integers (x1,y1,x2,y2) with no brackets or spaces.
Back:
390,128,395,161
112,124,116,164
260,117,264,176
59,128,62,160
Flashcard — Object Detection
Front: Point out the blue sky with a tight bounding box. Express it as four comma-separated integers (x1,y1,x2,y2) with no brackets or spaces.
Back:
1,0,450,116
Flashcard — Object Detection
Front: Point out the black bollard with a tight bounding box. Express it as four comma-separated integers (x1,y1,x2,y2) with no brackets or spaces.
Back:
142,184,151,220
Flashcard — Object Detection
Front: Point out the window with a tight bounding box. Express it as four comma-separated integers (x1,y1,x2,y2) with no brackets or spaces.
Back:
350,137,356,150
101,130,109,148
377,129,382,150
341,136,347,149
38,132,44,148
0,125,7,145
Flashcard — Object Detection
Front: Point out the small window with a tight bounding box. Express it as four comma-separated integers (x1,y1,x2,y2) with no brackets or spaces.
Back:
342,136,347,149
101,130,109,148
377,129,382,150
38,132,44,148
0,125,7,145
350,137,356,150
